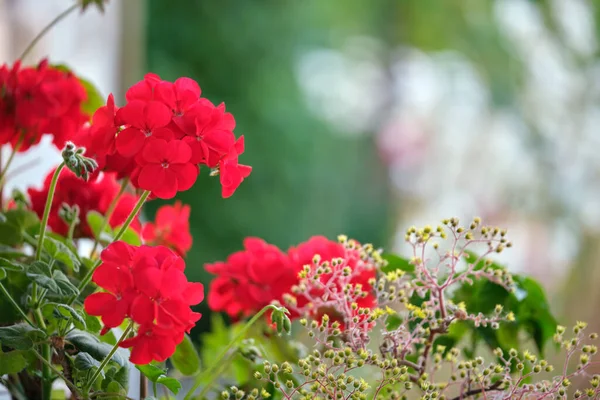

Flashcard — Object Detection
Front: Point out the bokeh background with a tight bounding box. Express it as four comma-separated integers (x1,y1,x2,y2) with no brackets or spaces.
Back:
1,0,600,364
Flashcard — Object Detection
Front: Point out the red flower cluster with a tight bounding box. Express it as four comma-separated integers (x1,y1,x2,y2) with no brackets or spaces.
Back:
84,241,203,365
27,168,140,238
205,238,296,319
205,236,377,329
0,60,88,152
142,201,192,257
75,73,251,199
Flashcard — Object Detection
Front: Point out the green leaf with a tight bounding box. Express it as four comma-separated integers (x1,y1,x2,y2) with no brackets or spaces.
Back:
85,313,102,334
78,77,105,116
113,365,129,390
0,245,27,259
381,253,414,274
385,313,403,331
44,303,86,330
86,211,112,242
0,323,46,350
0,209,39,246
116,225,141,246
26,261,58,293
66,329,128,367
0,350,28,374
105,380,127,397
136,364,182,395
171,333,201,376
73,352,100,370
0,268,5,280
42,236,81,271
0,257,25,271
52,270,79,298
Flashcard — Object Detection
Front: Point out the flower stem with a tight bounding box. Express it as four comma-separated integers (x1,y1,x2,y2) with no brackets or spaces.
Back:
89,178,129,259
70,190,150,305
84,322,134,394
0,136,24,193
184,305,279,400
0,281,35,327
19,3,79,60
32,307,52,400
35,162,65,261
32,348,83,399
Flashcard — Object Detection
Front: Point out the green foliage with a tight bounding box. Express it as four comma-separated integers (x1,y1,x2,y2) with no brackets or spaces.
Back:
41,237,81,271
87,210,141,246
0,323,46,350
381,253,414,274
450,253,557,357
136,364,182,395
0,209,39,246
66,330,129,367
0,349,29,375
171,333,201,376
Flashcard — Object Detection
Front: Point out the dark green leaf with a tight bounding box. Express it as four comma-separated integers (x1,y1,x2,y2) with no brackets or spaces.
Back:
26,261,58,293
113,366,129,390
42,237,80,271
52,270,79,298
136,364,182,395
0,350,28,375
171,333,201,376
73,352,100,371
381,253,414,274
66,330,128,367
44,303,86,330
0,323,46,350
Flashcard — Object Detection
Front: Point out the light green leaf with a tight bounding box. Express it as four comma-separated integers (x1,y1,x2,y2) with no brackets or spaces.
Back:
44,303,86,330
136,364,182,395
171,333,201,376
0,350,28,375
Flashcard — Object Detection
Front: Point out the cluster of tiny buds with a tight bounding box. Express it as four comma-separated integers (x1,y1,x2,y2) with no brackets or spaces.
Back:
405,217,512,254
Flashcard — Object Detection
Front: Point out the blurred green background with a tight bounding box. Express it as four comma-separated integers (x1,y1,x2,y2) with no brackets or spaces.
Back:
137,0,600,363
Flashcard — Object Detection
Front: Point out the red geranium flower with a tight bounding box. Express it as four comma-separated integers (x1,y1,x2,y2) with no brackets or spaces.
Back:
115,100,174,157
205,238,296,319
219,136,252,198
136,139,199,199
142,201,192,257
0,59,88,152
84,242,204,365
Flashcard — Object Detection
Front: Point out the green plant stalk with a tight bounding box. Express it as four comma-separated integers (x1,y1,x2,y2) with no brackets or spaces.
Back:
0,136,24,191
33,307,52,400
84,322,134,395
184,305,280,400
32,348,83,399
0,281,35,327
89,177,129,258
35,162,65,261
19,3,79,60
71,190,149,305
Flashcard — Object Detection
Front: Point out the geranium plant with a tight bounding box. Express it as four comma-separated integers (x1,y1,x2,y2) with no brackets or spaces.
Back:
0,2,598,400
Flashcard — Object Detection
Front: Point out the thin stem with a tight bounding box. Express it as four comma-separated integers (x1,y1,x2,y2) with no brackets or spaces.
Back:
71,190,149,305
35,162,65,261
32,348,83,399
0,281,35,327
33,308,52,400
19,3,79,60
66,206,80,244
0,136,24,192
84,323,134,394
184,305,280,400
89,178,129,258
